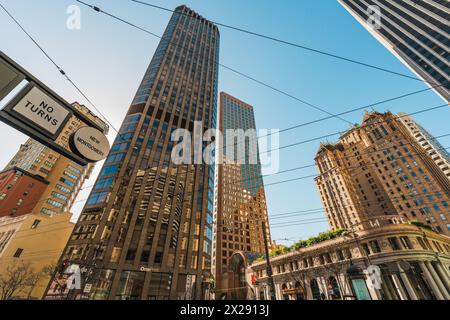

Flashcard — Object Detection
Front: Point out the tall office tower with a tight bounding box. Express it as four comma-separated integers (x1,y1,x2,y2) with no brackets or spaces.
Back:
47,6,220,300
397,112,450,181
315,111,450,235
338,0,450,102
212,92,270,299
3,102,108,216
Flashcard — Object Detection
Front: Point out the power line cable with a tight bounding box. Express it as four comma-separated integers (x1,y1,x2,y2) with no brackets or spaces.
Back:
4,0,445,166
2,0,446,230
75,1,446,158
106,106,450,194
76,0,354,125
130,0,444,86
256,104,449,158
268,189,449,221
271,220,328,229
0,3,119,134
5,188,447,240
1,135,447,219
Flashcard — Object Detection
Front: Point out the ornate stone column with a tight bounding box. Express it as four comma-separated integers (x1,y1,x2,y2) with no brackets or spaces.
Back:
419,261,444,300
397,262,418,300
433,262,450,291
392,274,408,300
425,261,449,299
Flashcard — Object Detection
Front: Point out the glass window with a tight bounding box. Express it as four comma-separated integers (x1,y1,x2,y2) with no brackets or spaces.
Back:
115,271,145,300
89,269,115,300
64,171,78,180
59,178,74,187
13,248,23,258
31,219,41,229
56,184,71,193
388,237,401,250
95,177,114,190
369,240,381,253
67,165,82,175
100,165,119,176
106,153,125,164
399,237,413,249
51,191,68,201
47,199,63,208
41,208,56,216
87,192,109,205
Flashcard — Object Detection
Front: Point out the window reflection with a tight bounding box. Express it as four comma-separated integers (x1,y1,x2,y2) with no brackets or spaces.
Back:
115,271,145,300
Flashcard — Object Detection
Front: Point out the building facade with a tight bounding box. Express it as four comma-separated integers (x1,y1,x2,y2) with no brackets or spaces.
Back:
397,112,450,180
338,0,450,102
0,101,108,299
315,111,450,235
249,224,450,300
4,102,108,217
0,167,49,218
0,212,74,299
212,92,270,299
46,5,220,300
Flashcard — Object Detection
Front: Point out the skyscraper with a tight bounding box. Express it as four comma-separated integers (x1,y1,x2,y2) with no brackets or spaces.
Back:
315,111,450,235
46,5,220,300
397,112,450,181
212,92,270,299
338,0,450,102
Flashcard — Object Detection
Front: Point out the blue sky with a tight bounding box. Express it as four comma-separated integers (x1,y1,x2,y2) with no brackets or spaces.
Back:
0,0,448,246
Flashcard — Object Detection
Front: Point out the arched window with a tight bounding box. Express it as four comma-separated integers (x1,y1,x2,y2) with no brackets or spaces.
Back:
310,279,322,300
294,281,305,300
259,287,266,300
281,283,289,300
329,276,342,300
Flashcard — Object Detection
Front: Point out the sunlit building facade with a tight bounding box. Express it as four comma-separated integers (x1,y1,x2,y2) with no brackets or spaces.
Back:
46,5,220,300
315,111,450,234
397,112,450,181
212,92,270,299
339,0,450,102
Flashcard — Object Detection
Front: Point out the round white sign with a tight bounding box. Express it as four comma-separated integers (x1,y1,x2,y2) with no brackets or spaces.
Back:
71,126,110,162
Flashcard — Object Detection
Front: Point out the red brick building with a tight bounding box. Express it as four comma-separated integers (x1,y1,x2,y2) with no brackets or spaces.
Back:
0,167,49,218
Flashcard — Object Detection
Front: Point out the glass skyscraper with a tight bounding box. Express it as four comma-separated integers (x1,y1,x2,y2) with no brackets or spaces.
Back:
339,0,450,102
212,92,270,299
46,5,219,300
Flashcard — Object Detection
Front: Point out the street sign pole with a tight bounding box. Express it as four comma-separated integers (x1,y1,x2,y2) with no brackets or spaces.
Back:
262,221,277,300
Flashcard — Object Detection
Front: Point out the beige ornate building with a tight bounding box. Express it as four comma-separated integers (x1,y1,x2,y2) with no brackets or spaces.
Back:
246,111,450,300
249,224,450,300
315,111,450,234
